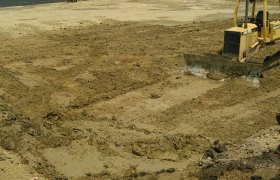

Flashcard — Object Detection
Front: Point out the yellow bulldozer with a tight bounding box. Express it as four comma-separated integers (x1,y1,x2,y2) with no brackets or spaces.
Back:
184,0,280,77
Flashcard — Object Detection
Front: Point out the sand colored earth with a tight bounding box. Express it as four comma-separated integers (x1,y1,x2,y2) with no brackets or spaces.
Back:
1,0,280,36
0,0,279,179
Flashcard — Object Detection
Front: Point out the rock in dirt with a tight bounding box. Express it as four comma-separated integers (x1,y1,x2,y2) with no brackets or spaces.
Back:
226,161,255,172
44,111,62,121
132,147,144,157
133,62,141,67
7,114,17,123
86,172,92,177
3,142,16,151
150,93,161,99
204,148,218,159
156,168,176,175
209,176,218,180
137,171,148,177
275,144,280,154
213,140,226,153
204,140,226,159
276,113,280,124
251,175,262,180
129,171,148,178
166,168,176,173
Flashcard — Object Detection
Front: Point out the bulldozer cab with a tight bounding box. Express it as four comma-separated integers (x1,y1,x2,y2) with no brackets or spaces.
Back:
255,11,269,31
184,0,280,78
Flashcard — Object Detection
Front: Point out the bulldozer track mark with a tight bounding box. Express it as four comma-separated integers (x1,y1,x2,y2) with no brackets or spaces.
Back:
84,76,221,123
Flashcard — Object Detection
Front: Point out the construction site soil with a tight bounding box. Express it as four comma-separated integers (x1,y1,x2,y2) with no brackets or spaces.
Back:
0,7,280,180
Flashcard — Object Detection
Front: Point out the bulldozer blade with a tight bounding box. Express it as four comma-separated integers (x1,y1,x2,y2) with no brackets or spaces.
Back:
263,50,280,70
184,54,263,77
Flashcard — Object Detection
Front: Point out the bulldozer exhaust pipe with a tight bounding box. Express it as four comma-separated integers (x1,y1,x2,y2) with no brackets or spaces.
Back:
245,0,249,28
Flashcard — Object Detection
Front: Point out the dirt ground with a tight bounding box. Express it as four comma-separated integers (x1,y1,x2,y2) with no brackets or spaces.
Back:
2,0,280,36
0,0,280,180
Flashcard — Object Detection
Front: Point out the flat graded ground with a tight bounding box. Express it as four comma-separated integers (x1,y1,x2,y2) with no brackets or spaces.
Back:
0,0,279,179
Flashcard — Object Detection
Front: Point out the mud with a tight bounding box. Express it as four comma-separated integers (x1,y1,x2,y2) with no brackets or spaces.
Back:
0,1,280,179
196,144,280,180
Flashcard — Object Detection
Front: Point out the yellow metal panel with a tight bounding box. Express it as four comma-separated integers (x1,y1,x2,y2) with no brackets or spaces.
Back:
269,21,280,40
226,23,257,33
239,31,258,61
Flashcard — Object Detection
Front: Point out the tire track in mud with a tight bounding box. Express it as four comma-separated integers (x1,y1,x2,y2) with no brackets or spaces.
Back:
149,81,280,180
154,85,280,144
84,75,221,123
38,75,221,178
185,88,280,140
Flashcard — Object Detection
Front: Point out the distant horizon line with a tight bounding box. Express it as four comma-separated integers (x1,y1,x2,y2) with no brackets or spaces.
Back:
0,0,64,7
